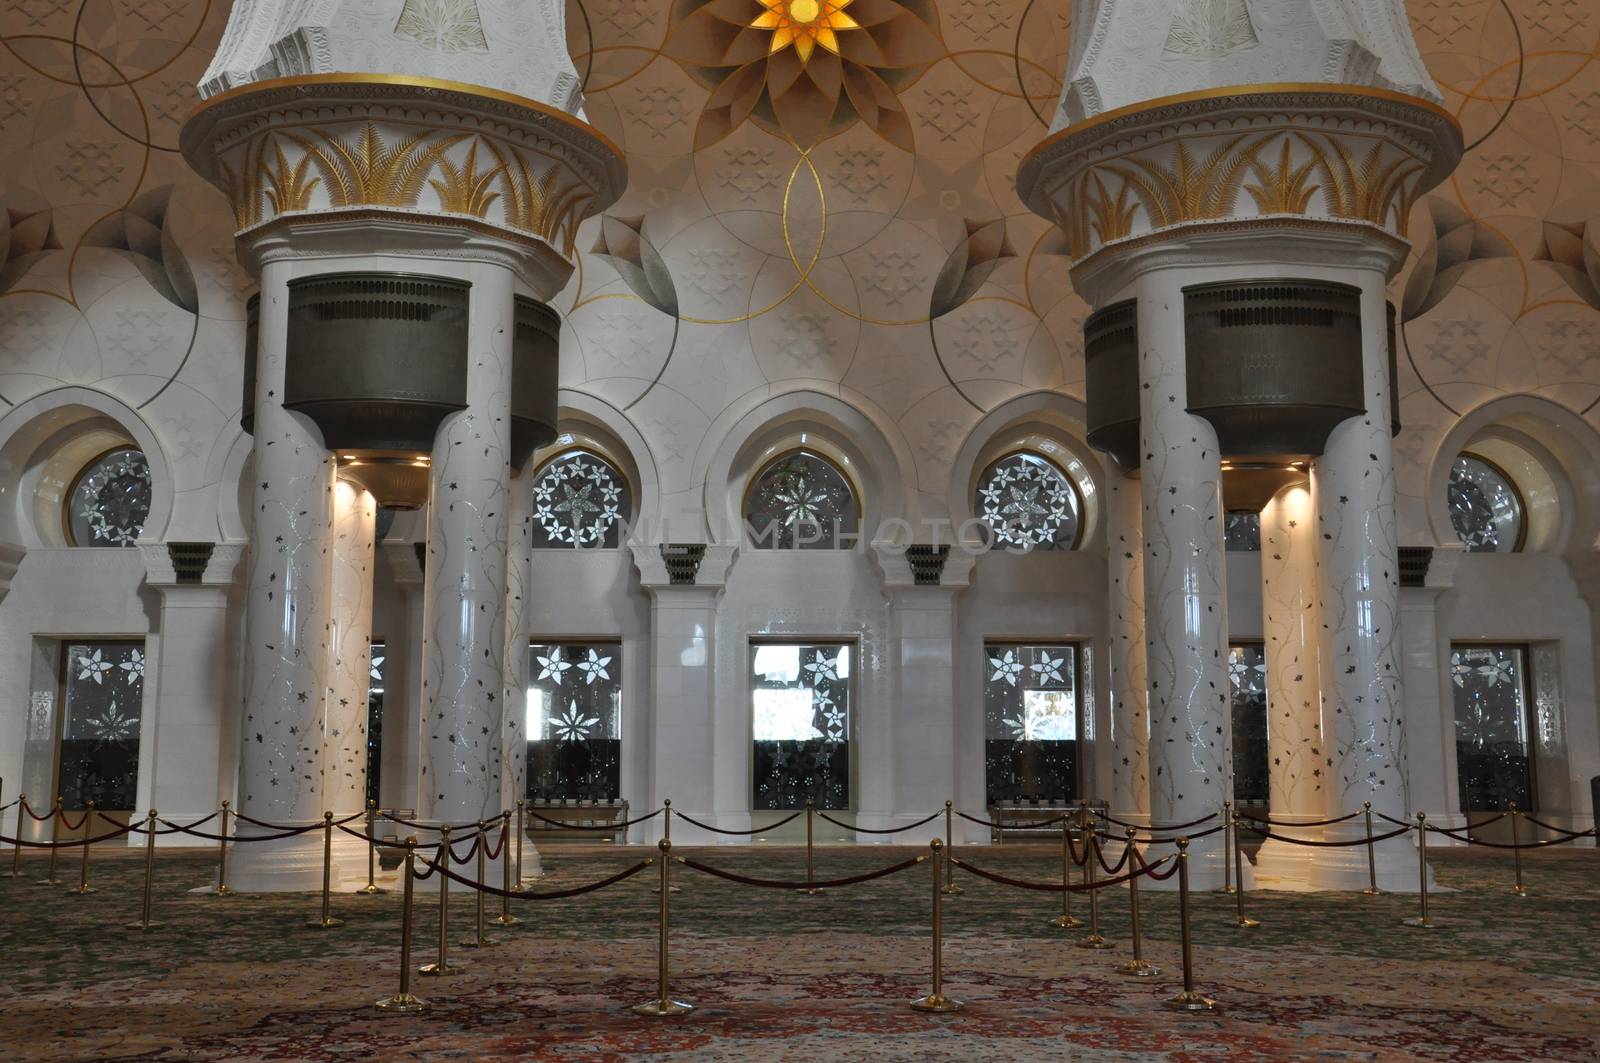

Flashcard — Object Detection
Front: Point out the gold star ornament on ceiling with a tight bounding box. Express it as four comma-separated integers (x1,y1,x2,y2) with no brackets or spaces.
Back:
751,0,860,64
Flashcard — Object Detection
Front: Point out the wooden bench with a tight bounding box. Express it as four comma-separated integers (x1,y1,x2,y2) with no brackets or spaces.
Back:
523,799,631,844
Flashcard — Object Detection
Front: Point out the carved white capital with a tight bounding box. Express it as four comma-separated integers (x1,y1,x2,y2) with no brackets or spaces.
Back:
871,541,978,589
630,541,738,593
204,544,247,587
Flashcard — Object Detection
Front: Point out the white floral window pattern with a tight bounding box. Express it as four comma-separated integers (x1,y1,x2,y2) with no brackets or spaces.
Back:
1451,644,1534,811
1224,511,1261,551
531,450,631,549
366,641,385,808
1228,644,1268,806
526,641,622,800
59,640,145,811
983,642,1079,803
745,451,860,550
1448,454,1524,553
66,448,152,547
975,453,1081,550
752,642,852,809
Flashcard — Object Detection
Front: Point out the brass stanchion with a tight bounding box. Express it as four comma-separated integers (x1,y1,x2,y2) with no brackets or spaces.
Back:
910,838,963,1012
632,838,693,1015
1232,808,1259,929
514,799,526,890
941,800,962,895
375,837,427,1012
1509,803,1527,897
1049,821,1084,928
652,799,680,895
37,796,63,885
1361,801,1379,896
126,809,162,931
1077,828,1113,948
66,800,96,895
459,820,493,948
7,793,25,879
1163,837,1216,1011
495,814,521,926
213,800,236,896
798,799,821,895
1401,812,1436,929
308,811,343,929
1116,826,1159,977
1221,799,1234,894
419,826,461,976
356,800,385,895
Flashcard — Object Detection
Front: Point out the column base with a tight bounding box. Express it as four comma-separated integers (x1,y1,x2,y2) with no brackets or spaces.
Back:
1139,834,1255,892
1306,836,1436,892
1251,836,1322,891
225,829,339,893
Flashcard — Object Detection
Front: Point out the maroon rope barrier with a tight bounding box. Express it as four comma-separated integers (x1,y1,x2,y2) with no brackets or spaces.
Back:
1427,825,1596,848
1116,823,1229,846
20,799,56,823
1095,837,1133,876
420,855,653,900
482,822,509,862
956,810,1075,830
525,806,665,831
1093,809,1218,831
1238,809,1363,828
1131,847,1182,882
1521,813,1592,834
950,853,1174,892
677,854,925,891
0,823,136,848
233,809,366,831
56,810,88,833
377,810,505,832
673,809,804,835
814,809,942,834
1239,821,1413,847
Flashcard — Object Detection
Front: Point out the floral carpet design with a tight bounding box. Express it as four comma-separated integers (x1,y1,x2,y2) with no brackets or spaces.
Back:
1,845,1596,1061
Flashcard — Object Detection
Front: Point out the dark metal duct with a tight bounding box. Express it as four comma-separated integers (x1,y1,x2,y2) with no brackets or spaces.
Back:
511,297,560,468
1083,299,1140,471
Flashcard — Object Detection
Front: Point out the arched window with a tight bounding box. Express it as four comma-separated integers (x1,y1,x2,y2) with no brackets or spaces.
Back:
65,448,152,547
974,452,1082,550
1448,453,1524,553
745,449,860,549
531,449,631,548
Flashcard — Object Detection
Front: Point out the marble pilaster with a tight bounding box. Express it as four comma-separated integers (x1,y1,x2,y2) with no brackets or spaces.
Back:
327,479,376,877
1105,467,1150,827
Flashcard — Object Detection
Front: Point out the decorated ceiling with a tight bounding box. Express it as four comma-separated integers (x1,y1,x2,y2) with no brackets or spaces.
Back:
0,0,1597,542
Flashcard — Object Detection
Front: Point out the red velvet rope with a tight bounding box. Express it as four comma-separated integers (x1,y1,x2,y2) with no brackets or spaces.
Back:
0,823,135,848
1093,809,1218,831
1240,821,1413,847
418,855,653,900
950,852,1175,892
677,854,925,890
956,810,1076,830
524,806,664,831
20,798,57,823
673,809,804,835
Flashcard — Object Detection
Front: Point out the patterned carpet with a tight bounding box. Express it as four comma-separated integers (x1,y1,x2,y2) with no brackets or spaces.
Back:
1,842,1596,1061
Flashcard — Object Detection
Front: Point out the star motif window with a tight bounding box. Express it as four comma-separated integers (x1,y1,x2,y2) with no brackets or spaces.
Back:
66,448,152,547
745,450,859,550
1227,644,1268,806
531,450,631,549
1448,454,1524,553
983,642,1079,804
975,453,1081,551
59,641,145,812
526,642,622,801
1450,644,1534,812
752,642,852,809
1224,510,1261,551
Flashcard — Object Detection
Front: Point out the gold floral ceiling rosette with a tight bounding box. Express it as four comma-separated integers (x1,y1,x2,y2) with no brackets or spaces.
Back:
664,0,944,153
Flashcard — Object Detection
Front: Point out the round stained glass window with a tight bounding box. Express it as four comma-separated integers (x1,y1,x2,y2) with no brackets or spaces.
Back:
745,450,859,550
975,452,1081,550
66,448,152,547
1448,454,1523,553
531,450,631,548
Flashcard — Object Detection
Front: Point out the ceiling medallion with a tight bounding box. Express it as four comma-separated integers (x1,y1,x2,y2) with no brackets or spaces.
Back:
751,0,860,65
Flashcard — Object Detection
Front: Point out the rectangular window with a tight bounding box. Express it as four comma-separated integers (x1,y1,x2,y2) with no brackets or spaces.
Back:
751,642,852,810
527,641,622,801
58,640,144,812
984,642,1079,804
1451,643,1535,811
1228,643,1269,806
366,640,385,808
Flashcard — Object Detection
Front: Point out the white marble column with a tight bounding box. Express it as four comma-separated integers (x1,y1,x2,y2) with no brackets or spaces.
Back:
327,479,376,878
1252,482,1324,886
1135,269,1232,889
377,540,426,813
418,263,516,831
501,461,538,877
229,258,337,891
1310,270,1414,889
1105,468,1150,827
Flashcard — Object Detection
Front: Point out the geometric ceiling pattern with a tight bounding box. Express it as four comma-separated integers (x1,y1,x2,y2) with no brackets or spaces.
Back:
1,0,1596,544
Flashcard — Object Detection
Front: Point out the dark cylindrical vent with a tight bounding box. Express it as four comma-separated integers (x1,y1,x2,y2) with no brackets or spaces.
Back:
511,297,561,469
1183,280,1364,461
241,293,259,436
284,273,469,452
1387,300,1401,438
1083,299,1140,471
